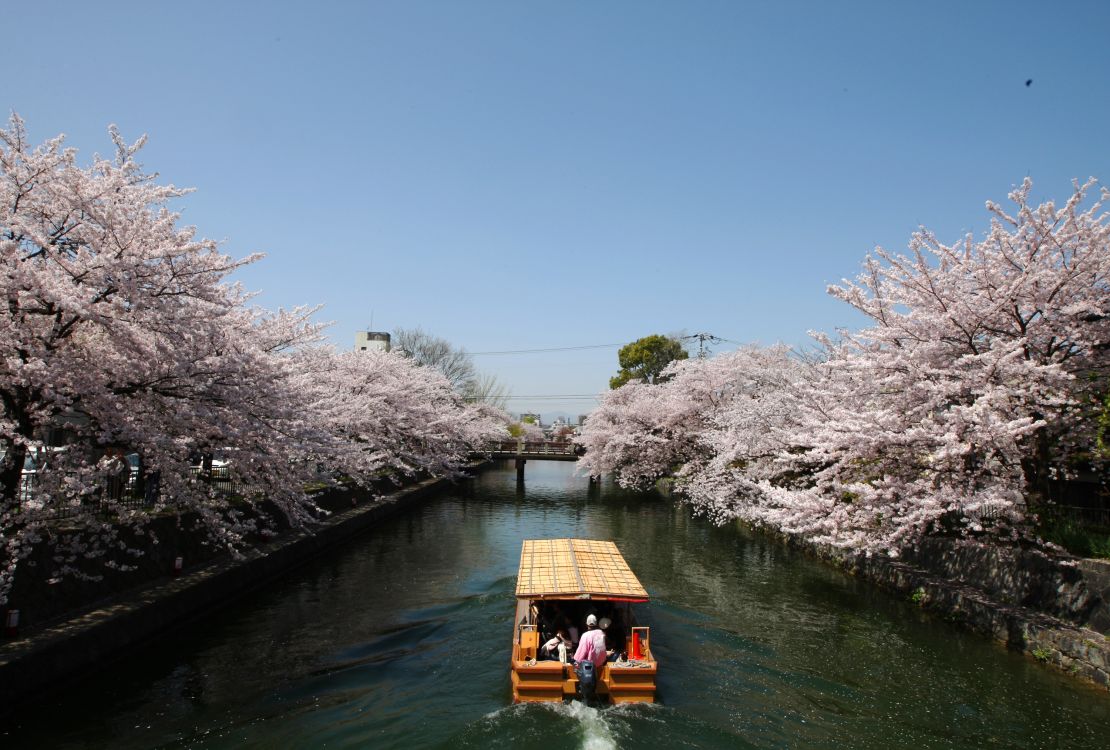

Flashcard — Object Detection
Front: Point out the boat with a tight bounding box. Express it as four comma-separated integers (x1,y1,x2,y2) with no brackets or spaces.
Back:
510,538,657,703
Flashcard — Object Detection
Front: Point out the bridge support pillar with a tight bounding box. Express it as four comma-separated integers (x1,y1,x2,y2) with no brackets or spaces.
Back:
515,457,526,480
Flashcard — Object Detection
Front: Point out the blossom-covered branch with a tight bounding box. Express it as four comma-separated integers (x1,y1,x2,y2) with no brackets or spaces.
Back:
580,179,1110,555
0,117,506,605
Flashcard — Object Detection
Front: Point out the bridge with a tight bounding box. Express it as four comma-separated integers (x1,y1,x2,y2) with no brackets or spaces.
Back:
487,441,581,461
486,441,586,480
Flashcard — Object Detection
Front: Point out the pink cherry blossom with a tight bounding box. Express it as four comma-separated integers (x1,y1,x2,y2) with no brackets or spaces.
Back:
0,117,505,604
581,179,1110,555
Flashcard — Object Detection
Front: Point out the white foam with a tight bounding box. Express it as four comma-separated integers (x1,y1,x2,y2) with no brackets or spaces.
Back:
481,703,526,721
543,701,618,750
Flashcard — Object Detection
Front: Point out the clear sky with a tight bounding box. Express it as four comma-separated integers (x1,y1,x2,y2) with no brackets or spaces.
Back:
7,1,1110,420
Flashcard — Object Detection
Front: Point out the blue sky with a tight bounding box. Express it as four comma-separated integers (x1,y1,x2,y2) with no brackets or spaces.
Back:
7,1,1110,419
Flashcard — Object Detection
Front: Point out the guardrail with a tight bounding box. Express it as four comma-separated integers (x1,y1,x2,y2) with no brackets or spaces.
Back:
488,441,580,456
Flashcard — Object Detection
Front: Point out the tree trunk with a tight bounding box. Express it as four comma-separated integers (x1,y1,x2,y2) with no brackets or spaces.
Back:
1022,424,1053,506
1,440,27,508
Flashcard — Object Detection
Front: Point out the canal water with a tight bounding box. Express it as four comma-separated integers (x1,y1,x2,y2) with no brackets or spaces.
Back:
4,461,1108,749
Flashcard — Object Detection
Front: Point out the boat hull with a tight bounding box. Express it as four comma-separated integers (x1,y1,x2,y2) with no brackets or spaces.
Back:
510,619,657,704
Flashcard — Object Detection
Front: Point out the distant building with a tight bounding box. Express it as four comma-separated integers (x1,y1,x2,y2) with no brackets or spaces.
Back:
578,414,589,426
355,331,391,353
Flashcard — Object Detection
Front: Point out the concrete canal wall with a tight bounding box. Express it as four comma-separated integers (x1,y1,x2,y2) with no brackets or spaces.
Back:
0,469,483,710
784,532,1110,691
651,476,1107,690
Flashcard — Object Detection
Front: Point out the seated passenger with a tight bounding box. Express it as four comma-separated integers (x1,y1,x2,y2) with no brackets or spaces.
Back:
540,629,573,662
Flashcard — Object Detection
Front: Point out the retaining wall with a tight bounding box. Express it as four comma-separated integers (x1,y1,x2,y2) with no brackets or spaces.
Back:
0,471,475,710
785,532,1110,690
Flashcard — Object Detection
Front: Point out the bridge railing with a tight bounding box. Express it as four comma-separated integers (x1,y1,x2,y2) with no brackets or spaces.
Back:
488,441,579,456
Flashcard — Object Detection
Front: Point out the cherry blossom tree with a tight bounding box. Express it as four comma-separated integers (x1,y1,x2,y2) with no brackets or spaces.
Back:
760,178,1110,553
506,419,545,443
0,116,344,602
300,347,504,482
577,376,699,488
580,179,1109,556
671,346,809,523
0,117,506,605
578,346,797,489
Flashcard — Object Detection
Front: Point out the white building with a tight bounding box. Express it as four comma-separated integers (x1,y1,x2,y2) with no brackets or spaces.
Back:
355,331,391,353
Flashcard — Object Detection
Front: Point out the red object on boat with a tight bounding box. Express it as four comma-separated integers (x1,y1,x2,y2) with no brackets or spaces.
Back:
631,631,642,660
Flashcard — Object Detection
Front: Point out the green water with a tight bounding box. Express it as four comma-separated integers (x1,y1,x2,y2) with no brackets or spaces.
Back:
4,461,1108,749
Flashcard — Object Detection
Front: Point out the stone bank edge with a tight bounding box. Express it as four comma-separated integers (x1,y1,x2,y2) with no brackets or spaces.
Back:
0,464,491,710
773,527,1110,692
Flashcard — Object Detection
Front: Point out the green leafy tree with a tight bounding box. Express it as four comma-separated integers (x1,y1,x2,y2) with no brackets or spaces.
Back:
609,334,689,389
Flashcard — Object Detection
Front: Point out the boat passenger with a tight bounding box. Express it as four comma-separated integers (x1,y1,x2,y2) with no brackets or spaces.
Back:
547,604,573,644
541,629,573,662
553,611,579,646
573,615,613,668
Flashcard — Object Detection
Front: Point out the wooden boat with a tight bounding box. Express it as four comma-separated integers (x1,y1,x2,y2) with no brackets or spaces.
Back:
510,538,657,704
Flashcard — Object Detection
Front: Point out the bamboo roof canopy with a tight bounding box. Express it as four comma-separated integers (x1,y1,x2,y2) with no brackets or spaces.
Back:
515,539,649,601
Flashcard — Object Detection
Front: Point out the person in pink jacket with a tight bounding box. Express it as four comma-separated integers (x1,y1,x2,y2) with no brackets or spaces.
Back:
573,614,612,667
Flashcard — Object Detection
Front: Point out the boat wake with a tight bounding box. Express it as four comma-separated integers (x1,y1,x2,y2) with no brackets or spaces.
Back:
469,701,622,750
548,701,618,750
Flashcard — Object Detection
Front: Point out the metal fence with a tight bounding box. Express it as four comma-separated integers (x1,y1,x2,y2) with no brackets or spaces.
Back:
1040,478,1110,531
186,465,248,495
13,473,152,522
1037,504,1110,531
11,466,248,522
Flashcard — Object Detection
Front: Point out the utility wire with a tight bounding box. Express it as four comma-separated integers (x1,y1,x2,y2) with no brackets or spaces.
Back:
464,395,601,402
469,343,624,356
500,395,600,399
465,395,602,401
468,337,744,356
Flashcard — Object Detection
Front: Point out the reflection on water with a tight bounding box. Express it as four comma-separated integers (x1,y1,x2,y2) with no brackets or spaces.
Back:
4,460,1108,749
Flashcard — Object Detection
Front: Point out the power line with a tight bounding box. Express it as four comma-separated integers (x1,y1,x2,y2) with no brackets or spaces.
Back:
465,394,602,402
469,343,624,356
461,394,603,401
499,395,602,401
469,337,744,357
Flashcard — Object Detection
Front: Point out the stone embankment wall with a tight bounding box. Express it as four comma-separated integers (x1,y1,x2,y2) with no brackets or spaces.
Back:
4,477,404,631
0,470,477,710
787,533,1110,690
